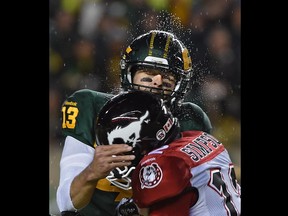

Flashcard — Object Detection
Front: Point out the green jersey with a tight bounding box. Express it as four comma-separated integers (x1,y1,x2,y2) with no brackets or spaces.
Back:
61,89,212,216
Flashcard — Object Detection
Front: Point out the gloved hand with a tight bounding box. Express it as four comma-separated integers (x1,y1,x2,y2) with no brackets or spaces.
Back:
115,198,140,216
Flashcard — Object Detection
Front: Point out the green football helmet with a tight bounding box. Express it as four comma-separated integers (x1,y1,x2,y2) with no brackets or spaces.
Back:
120,30,193,107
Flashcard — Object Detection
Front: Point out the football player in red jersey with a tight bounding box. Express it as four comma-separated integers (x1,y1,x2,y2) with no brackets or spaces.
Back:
95,91,241,216
131,129,241,216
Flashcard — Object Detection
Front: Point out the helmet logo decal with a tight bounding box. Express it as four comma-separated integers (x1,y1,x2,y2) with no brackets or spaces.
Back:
139,162,162,189
156,117,174,140
163,117,174,132
107,110,149,147
156,129,165,141
125,46,132,54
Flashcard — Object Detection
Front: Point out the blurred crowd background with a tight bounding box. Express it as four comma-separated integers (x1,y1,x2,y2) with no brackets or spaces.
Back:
49,0,241,214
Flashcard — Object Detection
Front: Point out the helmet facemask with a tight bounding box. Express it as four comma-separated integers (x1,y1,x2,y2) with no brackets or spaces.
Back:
106,166,135,190
104,139,156,190
121,61,191,108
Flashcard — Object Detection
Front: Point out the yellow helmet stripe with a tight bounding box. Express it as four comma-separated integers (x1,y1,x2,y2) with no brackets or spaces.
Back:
182,48,192,71
163,35,172,59
148,31,156,56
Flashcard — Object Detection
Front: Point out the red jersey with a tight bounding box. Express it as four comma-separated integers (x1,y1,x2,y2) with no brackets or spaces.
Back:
132,131,241,216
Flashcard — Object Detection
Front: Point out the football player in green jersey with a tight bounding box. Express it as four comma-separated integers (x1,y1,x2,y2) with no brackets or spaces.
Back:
56,30,212,216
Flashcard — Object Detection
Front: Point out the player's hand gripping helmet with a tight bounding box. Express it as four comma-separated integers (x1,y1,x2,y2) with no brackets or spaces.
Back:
95,90,180,190
120,30,192,108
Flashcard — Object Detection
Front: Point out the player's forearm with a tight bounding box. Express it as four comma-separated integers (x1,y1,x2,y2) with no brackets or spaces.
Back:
70,164,100,209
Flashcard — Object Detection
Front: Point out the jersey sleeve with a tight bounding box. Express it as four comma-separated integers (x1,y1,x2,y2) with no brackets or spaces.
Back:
61,89,113,147
177,102,212,133
147,190,197,216
132,154,192,208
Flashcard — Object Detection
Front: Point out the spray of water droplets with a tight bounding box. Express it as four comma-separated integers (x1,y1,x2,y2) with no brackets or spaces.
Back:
125,10,209,91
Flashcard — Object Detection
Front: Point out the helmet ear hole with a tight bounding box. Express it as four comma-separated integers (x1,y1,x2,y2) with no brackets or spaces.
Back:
112,138,125,144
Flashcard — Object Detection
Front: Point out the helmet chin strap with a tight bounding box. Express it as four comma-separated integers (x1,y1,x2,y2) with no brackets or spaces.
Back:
106,166,136,190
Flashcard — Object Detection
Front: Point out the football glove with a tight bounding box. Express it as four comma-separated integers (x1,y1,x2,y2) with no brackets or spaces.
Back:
115,198,140,216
